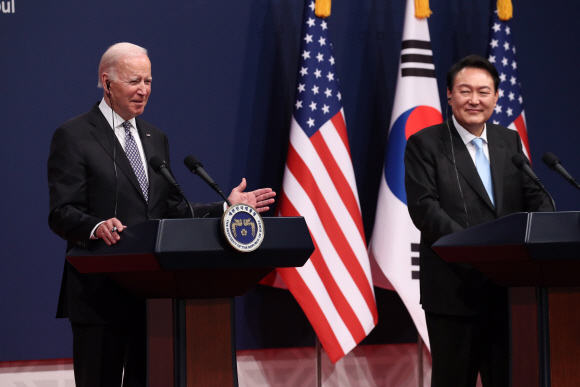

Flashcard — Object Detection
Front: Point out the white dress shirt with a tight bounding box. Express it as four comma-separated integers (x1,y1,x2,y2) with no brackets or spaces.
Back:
99,99,149,180
90,99,150,238
452,115,491,167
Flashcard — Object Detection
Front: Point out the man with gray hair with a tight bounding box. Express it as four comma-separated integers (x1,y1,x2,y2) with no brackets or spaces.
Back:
48,42,275,387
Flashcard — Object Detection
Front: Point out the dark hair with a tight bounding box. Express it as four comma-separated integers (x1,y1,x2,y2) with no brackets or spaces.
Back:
446,55,500,92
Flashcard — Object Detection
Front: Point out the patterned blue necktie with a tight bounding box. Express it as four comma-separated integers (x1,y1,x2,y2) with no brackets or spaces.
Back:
122,121,149,203
472,137,494,206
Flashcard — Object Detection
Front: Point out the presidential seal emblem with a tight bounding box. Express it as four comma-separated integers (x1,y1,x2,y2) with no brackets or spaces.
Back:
221,203,265,252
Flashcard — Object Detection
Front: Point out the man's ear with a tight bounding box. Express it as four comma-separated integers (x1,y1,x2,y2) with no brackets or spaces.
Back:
102,74,111,95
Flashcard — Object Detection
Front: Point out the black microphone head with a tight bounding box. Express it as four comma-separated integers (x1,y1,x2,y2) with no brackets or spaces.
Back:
542,152,560,170
511,153,530,168
184,155,203,173
149,155,167,174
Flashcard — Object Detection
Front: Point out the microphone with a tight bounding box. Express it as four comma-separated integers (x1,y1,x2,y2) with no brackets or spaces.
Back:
511,154,556,211
150,155,178,186
149,156,194,217
183,155,232,206
511,154,544,188
542,152,580,189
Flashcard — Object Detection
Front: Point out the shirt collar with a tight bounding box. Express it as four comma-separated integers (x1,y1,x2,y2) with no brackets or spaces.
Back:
99,98,137,130
452,115,488,146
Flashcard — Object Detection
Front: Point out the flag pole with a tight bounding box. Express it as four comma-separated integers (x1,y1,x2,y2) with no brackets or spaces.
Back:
417,335,424,386
316,335,322,387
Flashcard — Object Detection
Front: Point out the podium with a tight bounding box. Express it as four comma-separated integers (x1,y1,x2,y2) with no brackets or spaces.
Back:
433,212,580,387
67,217,314,387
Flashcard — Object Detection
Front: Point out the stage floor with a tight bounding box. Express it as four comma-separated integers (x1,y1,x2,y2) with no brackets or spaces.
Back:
0,343,433,386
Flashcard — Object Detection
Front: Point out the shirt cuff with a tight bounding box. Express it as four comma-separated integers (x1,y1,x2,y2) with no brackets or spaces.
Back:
90,221,105,239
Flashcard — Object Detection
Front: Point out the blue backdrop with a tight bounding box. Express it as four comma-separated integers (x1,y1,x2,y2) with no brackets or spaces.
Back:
1,0,579,361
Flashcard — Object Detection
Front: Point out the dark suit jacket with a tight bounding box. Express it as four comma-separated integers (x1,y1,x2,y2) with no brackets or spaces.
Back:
48,102,223,323
404,119,551,316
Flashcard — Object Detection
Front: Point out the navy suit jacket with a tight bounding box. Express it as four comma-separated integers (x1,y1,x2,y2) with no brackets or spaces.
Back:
48,102,223,323
404,119,551,315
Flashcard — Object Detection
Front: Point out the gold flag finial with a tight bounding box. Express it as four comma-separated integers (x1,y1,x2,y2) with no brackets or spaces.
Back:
415,0,433,19
315,0,331,18
497,0,513,21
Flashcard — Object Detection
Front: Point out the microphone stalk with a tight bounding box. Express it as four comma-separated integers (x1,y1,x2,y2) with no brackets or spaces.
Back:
183,155,232,207
149,156,194,218
542,152,580,190
511,154,557,212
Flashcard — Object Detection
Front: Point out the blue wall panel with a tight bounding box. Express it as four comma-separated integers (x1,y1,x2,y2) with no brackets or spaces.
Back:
1,0,579,361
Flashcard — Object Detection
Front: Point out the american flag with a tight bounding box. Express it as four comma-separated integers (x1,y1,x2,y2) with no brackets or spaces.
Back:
487,10,531,158
275,0,378,363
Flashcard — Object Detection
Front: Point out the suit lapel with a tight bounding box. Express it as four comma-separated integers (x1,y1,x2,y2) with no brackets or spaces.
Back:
487,125,505,213
136,118,157,207
87,104,147,204
439,120,495,211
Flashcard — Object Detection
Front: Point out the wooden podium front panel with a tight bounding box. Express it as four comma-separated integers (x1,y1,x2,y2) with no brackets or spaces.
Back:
147,299,175,387
549,287,580,387
186,299,235,387
510,287,539,387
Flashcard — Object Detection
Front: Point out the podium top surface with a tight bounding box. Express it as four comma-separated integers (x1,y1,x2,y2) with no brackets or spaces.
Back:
67,217,314,273
433,211,580,262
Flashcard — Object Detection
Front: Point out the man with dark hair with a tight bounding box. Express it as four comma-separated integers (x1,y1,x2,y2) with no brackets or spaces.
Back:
405,55,550,387
48,42,275,387
446,54,501,92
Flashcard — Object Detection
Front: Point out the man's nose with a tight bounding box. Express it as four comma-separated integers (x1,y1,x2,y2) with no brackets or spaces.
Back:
137,82,147,94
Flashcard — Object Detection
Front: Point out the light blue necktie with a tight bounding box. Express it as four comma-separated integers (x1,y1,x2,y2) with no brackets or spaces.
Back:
122,121,149,203
472,137,494,206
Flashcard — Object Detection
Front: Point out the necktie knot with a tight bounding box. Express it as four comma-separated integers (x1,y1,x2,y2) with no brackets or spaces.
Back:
122,121,131,133
472,137,484,150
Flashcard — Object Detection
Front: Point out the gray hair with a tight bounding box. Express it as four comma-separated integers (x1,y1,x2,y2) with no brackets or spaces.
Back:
97,42,148,88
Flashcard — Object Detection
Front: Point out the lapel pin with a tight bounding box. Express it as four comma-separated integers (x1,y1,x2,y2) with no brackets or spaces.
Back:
146,134,151,137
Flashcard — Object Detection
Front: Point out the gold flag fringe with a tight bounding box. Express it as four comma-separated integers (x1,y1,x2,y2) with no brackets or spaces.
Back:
497,0,513,21
415,0,433,19
315,0,331,18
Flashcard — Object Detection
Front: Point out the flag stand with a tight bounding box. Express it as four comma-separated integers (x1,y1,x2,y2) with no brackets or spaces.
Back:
315,335,322,387
417,335,424,387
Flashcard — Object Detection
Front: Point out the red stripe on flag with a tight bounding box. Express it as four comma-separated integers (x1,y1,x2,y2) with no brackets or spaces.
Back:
280,164,368,343
259,270,278,286
331,111,351,158
310,130,366,243
278,266,345,363
277,193,346,363
277,190,295,217
513,114,531,160
307,236,366,341
286,144,378,320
